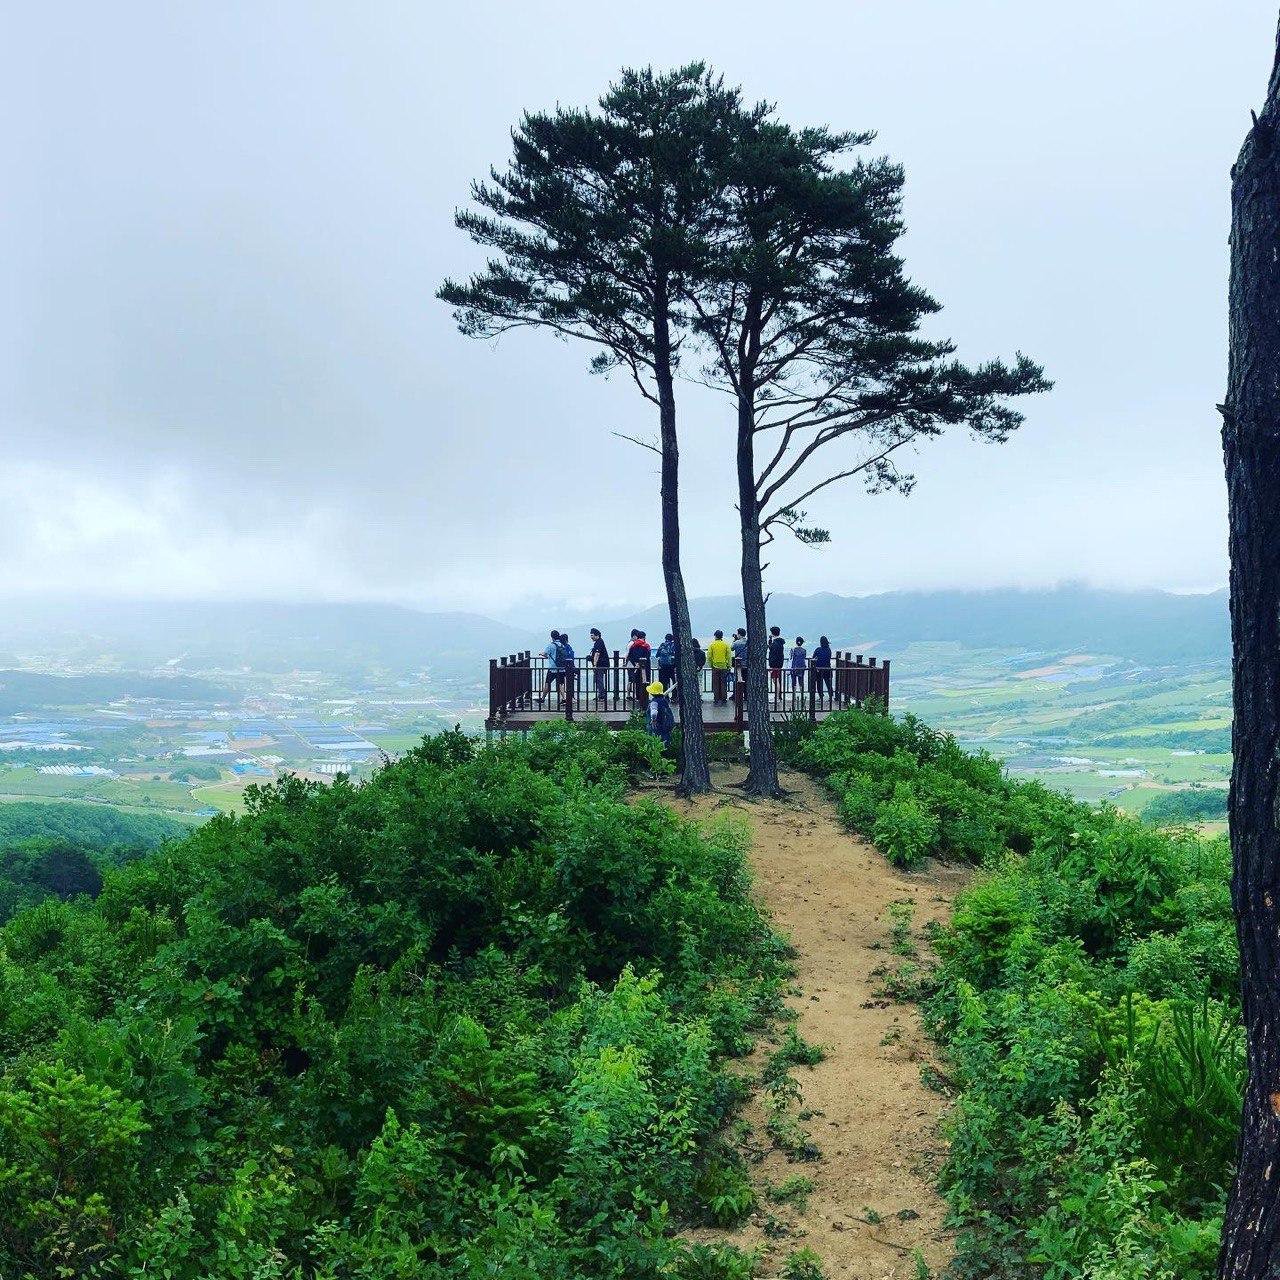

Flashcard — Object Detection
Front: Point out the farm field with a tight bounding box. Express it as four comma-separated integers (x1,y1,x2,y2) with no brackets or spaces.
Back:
891,642,1231,824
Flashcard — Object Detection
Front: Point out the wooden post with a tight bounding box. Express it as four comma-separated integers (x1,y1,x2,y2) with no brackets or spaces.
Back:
489,658,499,722
882,658,891,709
733,677,745,732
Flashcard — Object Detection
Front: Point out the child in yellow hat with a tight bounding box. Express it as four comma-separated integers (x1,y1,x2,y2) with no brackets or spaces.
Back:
645,681,674,747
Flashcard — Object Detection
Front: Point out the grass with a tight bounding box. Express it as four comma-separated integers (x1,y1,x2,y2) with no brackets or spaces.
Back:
369,732,429,753
190,780,250,814
0,767,203,813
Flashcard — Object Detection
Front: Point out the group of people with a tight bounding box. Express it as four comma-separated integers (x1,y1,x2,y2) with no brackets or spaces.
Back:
536,626,659,705
536,624,837,711
703,626,835,702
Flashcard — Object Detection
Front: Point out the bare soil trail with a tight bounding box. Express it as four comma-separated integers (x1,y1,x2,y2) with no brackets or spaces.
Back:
669,765,970,1279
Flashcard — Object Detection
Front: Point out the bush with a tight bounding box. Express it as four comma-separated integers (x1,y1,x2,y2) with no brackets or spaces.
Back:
872,785,939,868
0,723,784,1279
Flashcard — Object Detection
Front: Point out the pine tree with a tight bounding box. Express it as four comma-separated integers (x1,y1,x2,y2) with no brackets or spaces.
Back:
1218,14,1280,1276
688,111,1049,795
439,65,749,794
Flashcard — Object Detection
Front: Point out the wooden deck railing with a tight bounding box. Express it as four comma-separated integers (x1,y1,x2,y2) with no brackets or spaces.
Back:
487,649,890,729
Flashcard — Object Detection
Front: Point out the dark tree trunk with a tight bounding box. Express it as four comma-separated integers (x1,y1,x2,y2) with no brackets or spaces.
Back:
654,296,710,795
737,369,781,798
1220,22,1280,1278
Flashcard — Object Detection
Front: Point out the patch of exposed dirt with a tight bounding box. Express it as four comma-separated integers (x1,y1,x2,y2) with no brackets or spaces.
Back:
669,765,970,1279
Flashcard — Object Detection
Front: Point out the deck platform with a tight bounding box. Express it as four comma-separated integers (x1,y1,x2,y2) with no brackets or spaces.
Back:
485,648,889,733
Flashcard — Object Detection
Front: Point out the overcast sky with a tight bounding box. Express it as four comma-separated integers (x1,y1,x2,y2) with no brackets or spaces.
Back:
2,3,1272,616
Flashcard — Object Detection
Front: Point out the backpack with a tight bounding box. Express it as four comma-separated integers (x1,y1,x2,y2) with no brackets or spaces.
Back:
558,640,575,667
655,696,675,735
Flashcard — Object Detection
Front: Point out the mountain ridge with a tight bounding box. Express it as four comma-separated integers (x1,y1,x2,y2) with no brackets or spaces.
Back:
0,586,1228,676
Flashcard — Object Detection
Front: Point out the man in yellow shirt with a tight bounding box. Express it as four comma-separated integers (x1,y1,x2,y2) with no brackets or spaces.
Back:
707,629,733,705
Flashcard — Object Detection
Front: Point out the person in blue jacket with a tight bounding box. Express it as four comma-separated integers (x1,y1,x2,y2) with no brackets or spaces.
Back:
538,629,562,705
645,680,675,746
655,633,677,689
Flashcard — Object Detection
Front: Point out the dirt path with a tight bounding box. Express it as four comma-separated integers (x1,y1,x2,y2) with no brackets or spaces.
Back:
670,766,970,1279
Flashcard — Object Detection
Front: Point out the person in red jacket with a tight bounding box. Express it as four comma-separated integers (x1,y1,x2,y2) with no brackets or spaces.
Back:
626,630,652,704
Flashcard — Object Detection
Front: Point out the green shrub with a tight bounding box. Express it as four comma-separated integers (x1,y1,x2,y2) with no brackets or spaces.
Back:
872,784,940,868
0,723,783,1279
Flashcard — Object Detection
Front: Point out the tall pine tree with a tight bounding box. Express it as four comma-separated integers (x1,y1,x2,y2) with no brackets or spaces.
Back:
440,66,741,793
689,111,1048,795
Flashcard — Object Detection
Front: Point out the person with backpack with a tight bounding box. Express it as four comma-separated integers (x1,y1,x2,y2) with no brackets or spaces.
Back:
730,628,748,695
812,635,833,704
790,636,808,699
589,628,609,702
691,636,707,700
707,629,733,705
626,630,652,704
655,633,676,690
538,629,562,705
558,633,576,708
768,626,786,700
645,680,675,747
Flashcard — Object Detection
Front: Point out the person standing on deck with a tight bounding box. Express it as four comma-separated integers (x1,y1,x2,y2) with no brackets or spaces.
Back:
558,633,576,708
768,626,786,699
812,635,833,703
655,633,676,690
589,628,609,702
539,630,562,705
707,630,732,705
626,630,651,704
790,637,808,697
730,628,748,696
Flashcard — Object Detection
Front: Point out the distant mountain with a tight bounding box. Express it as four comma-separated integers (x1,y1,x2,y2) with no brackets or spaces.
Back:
563,586,1229,666
0,588,1228,683
0,670,234,714
0,599,531,679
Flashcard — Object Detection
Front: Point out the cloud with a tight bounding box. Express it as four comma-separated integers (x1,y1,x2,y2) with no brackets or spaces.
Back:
1,0,1253,611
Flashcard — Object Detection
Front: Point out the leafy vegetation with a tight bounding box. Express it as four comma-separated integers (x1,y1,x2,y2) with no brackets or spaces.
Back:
0,801,186,923
0,723,787,1279
791,706,1238,1278
0,800,185,848
1143,787,1229,826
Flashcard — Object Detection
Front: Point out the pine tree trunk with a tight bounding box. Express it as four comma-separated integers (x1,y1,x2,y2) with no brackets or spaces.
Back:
653,296,710,795
737,382,781,797
1219,22,1280,1278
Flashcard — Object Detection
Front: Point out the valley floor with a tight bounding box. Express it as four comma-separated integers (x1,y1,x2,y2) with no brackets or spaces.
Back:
668,766,969,1278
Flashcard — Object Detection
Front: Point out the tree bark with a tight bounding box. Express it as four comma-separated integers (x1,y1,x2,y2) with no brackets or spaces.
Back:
653,293,711,795
1219,21,1280,1278
737,361,781,798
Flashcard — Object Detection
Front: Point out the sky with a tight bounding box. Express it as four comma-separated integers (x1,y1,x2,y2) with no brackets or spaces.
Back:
2,2,1273,617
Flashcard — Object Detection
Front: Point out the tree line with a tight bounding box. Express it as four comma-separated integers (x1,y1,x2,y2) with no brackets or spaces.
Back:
439,65,1048,796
